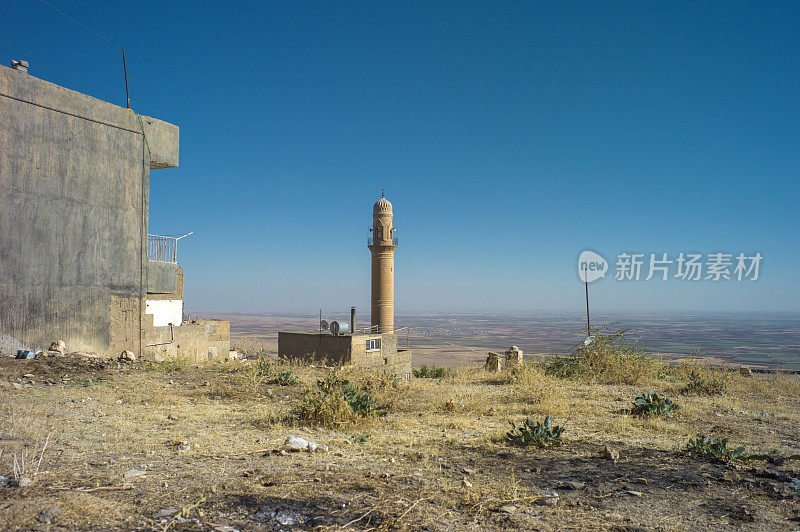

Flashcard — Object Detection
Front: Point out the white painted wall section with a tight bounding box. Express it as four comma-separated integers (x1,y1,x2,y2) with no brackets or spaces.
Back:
145,299,183,327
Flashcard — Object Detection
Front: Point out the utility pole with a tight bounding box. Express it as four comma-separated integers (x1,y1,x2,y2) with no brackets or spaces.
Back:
584,265,590,337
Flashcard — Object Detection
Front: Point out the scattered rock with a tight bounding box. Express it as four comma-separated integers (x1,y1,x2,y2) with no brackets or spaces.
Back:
284,435,310,451
462,478,473,488
124,469,146,479
276,509,304,526
763,468,790,482
213,526,239,532
485,352,502,372
284,435,328,453
168,379,174,385
36,506,61,524
603,445,620,462
167,413,177,420
499,505,516,514
505,346,523,365
14,477,34,488
560,480,586,490
0,475,7,487
15,350,37,360
119,350,136,363
49,341,66,355
625,490,644,497
155,509,178,518
605,512,624,521
462,467,477,475
202,381,210,387
279,450,289,456
536,492,559,506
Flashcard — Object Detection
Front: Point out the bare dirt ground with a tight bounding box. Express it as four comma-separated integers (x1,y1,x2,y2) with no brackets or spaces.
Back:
1,353,800,531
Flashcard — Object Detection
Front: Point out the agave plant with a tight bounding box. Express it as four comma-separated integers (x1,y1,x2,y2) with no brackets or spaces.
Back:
506,416,565,448
686,434,745,462
631,392,678,417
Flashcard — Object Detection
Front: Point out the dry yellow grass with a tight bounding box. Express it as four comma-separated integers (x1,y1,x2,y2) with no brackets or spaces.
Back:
0,355,799,530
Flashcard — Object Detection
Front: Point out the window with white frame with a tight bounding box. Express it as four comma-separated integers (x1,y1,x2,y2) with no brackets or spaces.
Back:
366,338,381,351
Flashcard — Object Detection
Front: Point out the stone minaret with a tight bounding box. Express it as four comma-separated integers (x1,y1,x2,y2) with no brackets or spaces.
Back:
369,193,397,333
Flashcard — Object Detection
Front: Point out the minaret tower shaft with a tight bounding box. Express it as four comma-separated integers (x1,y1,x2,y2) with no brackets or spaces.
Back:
369,193,397,333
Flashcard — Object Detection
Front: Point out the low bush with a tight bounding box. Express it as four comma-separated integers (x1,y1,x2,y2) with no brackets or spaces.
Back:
297,371,388,427
545,328,664,386
544,357,579,379
268,370,299,386
685,368,727,396
506,415,565,448
413,364,452,379
631,392,679,417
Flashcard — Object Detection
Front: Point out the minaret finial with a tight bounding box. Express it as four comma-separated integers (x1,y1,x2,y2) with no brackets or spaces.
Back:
381,188,385,198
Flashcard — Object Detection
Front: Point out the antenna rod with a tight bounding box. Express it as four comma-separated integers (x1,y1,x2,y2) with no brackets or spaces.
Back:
584,266,590,336
122,47,130,109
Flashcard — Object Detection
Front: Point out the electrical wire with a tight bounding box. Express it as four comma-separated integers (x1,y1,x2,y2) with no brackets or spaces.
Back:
34,0,122,49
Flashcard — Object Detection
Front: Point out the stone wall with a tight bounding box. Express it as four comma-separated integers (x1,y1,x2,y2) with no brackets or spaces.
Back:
144,319,230,363
279,332,411,376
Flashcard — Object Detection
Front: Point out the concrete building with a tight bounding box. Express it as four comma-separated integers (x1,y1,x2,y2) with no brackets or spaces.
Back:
0,61,228,361
278,194,412,376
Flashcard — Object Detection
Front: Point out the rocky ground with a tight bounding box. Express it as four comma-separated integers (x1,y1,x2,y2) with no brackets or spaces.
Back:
1,353,799,531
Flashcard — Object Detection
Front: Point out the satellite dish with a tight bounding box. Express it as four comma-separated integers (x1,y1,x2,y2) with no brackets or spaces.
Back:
320,320,329,331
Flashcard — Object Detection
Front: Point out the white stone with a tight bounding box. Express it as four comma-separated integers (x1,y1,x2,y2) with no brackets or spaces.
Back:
284,436,309,452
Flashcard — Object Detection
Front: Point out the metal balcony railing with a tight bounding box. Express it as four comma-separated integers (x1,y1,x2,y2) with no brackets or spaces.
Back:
367,236,398,246
148,234,178,263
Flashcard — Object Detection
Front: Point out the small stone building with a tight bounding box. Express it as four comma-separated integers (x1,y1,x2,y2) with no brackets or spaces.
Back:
278,331,412,378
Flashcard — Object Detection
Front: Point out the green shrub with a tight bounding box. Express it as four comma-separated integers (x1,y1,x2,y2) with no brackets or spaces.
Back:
413,364,452,379
506,416,565,448
349,433,371,443
268,370,299,386
341,382,388,417
686,435,745,462
297,371,387,427
631,392,679,417
254,356,273,377
544,357,579,379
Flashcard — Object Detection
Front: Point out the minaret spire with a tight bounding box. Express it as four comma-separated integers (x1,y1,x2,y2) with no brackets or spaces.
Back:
369,193,396,333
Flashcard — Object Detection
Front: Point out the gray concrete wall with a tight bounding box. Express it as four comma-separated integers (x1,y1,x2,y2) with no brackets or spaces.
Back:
278,332,353,364
0,64,178,356
147,262,181,297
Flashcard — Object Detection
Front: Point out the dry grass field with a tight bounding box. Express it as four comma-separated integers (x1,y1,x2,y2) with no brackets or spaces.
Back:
1,349,800,531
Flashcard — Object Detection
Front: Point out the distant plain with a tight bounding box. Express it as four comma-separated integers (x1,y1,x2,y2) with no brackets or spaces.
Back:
208,311,800,370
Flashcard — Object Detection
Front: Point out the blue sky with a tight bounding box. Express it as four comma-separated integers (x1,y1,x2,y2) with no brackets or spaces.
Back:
3,1,799,313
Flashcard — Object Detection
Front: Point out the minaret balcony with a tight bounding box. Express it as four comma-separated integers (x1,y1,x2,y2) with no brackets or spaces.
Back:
368,236,398,246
